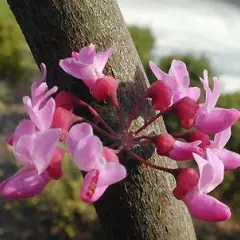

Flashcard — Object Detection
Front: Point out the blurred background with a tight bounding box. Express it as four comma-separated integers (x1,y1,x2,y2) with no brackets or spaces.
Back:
0,0,240,239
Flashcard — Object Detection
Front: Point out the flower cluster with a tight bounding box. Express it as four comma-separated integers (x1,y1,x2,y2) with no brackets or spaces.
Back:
1,44,239,223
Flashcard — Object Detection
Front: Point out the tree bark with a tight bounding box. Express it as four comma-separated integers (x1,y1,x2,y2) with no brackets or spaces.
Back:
7,0,196,239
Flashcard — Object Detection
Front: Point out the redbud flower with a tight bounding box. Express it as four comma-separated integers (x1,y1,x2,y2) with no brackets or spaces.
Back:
208,127,240,171
194,70,239,135
67,123,126,203
59,43,113,88
52,91,75,140
23,63,58,132
173,168,199,200
155,133,203,161
147,80,172,111
178,130,210,150
149,60,200,104
173,97,199,129
91,76,118,101
0,120,62,199
182,150,231,222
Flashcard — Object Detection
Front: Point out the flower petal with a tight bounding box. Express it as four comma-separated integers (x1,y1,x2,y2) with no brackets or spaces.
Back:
72,135,103,172
169,140,203,161
169,60,190,88
210,127,231,149
67,123,93,157
78,43,96,64
195,108,239,135
184,191,231,222
211,148,240,171
149,61,175,82
94,48,113,77
13,119,36,146
31,129,61,174
80,170,108,203
97,162,127,186
0,167,51,199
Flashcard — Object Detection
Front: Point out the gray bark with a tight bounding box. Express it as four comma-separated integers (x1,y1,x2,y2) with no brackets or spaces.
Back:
7,0,196,239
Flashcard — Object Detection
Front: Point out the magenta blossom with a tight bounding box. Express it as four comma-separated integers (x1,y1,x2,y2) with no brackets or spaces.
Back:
0,120,61,199
59,43,113,88
67,123,126,203
155,134,203,161
194,71,239,135
23,63,58,132
149,60,200,105
183,150,231,222
208,127,240,171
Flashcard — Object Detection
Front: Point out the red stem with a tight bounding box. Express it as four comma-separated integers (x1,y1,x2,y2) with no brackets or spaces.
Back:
111,97,126,132
75,98,117,136
134,112,162,135
127,150,178,175
72,115,119,141
127,93,148,128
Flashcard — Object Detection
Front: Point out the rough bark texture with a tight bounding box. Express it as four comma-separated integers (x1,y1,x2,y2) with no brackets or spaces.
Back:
7,1,196,239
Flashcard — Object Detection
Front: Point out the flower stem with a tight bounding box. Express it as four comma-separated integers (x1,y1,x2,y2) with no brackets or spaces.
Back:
134,112,162,135
127,150,178,175
127,94,148,128
71,115,119,141
75,99,117,136
111,97,126,132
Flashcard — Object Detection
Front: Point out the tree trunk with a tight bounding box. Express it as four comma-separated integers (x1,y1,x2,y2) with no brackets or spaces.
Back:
7,0,196,239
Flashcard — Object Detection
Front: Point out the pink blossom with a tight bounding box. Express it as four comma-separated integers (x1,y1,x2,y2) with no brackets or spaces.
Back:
59,44,113,88
0,120,62,199
147,80,173,111
194,71,239,135
23,63,58,132
155,134,203,161
67,123,126,203
208,127,240,171
149,60,200,105
183,150,231,222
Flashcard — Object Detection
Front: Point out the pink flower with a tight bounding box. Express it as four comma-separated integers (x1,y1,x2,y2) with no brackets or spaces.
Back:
155,134,203,161
0,120,62,199
59,44,113,88
91,76,118,102
52,91,75,141
208,127,240,171
147,80,173,111
182,150,231,222
149,60,200,105
173,97,199,129
194,70,239,135
23,63,58,132
67,123,127,203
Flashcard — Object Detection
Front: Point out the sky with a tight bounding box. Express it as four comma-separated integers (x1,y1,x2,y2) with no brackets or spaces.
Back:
117,0,240,93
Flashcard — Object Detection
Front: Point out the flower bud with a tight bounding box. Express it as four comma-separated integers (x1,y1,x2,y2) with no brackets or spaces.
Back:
155,134,175,156
182,130,210,150
173,97,199,129
55,91,74,111
91,76,118,101
46,148,64,180
147,81,172,111
52,107,73,141
173,168,199,200
6,133,14,146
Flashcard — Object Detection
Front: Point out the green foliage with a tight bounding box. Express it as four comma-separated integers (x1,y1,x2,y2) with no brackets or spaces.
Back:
128,25,155,67
0,149,102,240
0,1,37,103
